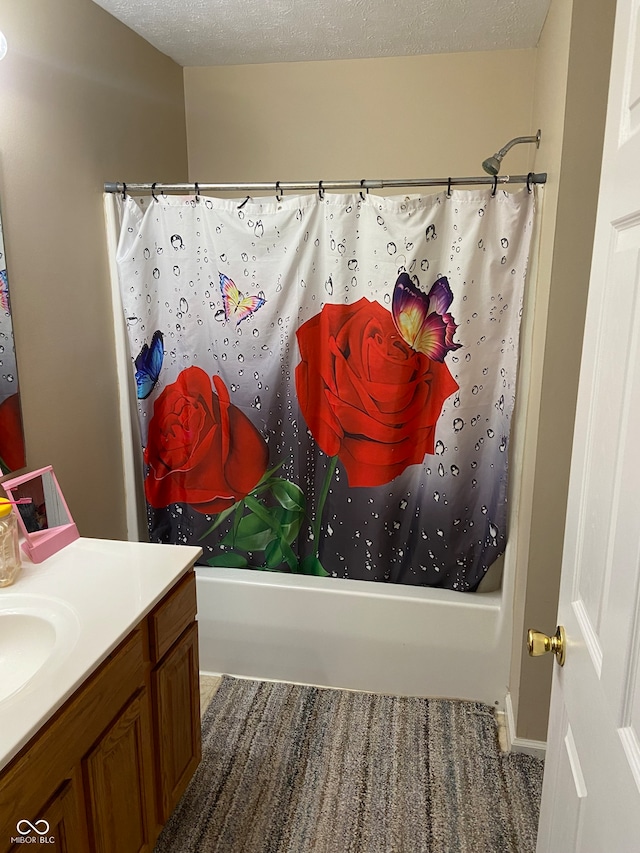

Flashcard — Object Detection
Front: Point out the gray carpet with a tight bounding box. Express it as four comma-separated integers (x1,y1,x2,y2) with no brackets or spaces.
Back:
155,676,543,853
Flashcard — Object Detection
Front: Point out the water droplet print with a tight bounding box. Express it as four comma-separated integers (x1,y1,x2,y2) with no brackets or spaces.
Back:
387,242,397,255
325,276,333,295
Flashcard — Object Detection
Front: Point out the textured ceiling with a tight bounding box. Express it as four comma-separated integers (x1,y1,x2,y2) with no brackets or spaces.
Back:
91,0,551,67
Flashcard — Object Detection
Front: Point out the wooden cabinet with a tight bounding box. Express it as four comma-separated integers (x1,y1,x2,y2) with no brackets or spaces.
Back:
84,690,156,853
8,773,87,853
153,622,201,822
0,570,200,853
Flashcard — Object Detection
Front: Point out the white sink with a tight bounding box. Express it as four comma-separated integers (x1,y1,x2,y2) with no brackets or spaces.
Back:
0,596,80,703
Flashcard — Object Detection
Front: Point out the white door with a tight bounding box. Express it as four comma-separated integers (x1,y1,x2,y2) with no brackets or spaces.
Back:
536,0,640,850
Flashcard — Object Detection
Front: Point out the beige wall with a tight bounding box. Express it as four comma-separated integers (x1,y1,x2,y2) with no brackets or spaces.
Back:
508,0,574,745
185,51,537,183
509,0,616,741
0,0,187,537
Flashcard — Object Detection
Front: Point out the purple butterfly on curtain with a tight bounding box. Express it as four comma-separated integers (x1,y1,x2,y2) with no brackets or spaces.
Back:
392,272,461,362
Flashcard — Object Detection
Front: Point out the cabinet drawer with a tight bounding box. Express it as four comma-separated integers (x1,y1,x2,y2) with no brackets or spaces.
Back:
149,570,197,663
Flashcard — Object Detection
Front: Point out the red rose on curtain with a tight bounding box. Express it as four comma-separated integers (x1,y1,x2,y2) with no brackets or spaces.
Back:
0,393,26,473
144,366,268,513
295,297,458,488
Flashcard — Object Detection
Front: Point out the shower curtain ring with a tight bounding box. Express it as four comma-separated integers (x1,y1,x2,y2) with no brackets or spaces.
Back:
360,179,369,201
121,182,127,200
275,181,283,202
446,178,452,198
318,181,325,200
194,182,200,202
491,175,498,197
526,172,533,194
151,182,159,202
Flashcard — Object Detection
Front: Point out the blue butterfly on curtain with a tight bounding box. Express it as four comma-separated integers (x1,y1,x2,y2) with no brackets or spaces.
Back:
0,270,9,313
392,272,461,361
219,273,266,326
135,330,164,399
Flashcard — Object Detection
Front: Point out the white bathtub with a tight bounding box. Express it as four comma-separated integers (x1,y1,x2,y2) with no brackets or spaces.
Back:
196,564,512,708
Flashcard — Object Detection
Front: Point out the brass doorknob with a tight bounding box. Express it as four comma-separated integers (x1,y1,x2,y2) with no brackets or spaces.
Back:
527,626,566,666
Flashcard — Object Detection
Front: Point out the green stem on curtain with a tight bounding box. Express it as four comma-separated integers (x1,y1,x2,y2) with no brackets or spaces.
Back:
312,455,338,558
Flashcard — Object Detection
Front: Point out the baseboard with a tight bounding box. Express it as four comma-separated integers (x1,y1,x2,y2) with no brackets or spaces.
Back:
504,693,547,759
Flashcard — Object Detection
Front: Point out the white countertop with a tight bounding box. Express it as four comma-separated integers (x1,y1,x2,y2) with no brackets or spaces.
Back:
0,537,202,772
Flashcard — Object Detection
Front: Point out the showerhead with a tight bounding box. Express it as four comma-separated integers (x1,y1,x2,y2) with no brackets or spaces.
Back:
482,155,502,176
481,130,541,176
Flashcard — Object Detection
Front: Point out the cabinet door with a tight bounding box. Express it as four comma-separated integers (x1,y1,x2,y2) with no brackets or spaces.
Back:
83,689,156,853
7,773,87,853
152,621,201,822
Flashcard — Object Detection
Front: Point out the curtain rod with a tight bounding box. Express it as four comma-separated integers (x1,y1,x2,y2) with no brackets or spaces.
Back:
104,173,547,195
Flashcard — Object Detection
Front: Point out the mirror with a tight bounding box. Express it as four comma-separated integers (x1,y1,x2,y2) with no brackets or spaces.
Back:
2,466,78,563
0,200,26,473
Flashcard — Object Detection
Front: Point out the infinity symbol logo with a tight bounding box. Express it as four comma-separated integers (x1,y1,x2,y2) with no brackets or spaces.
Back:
16,819,50,835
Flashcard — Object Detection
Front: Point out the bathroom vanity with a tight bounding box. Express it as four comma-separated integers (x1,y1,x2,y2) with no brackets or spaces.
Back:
0,538,202,852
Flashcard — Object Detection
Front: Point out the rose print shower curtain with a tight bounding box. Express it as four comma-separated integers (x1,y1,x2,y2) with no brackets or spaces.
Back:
115,188,535,591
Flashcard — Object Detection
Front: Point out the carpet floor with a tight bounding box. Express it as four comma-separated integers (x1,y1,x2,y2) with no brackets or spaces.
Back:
155,676,543,853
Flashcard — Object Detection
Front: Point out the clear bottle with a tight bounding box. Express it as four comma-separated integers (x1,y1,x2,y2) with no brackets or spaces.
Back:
0,497,21,587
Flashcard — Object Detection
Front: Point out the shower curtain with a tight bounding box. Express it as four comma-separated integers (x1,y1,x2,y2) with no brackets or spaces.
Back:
115,187,535,591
